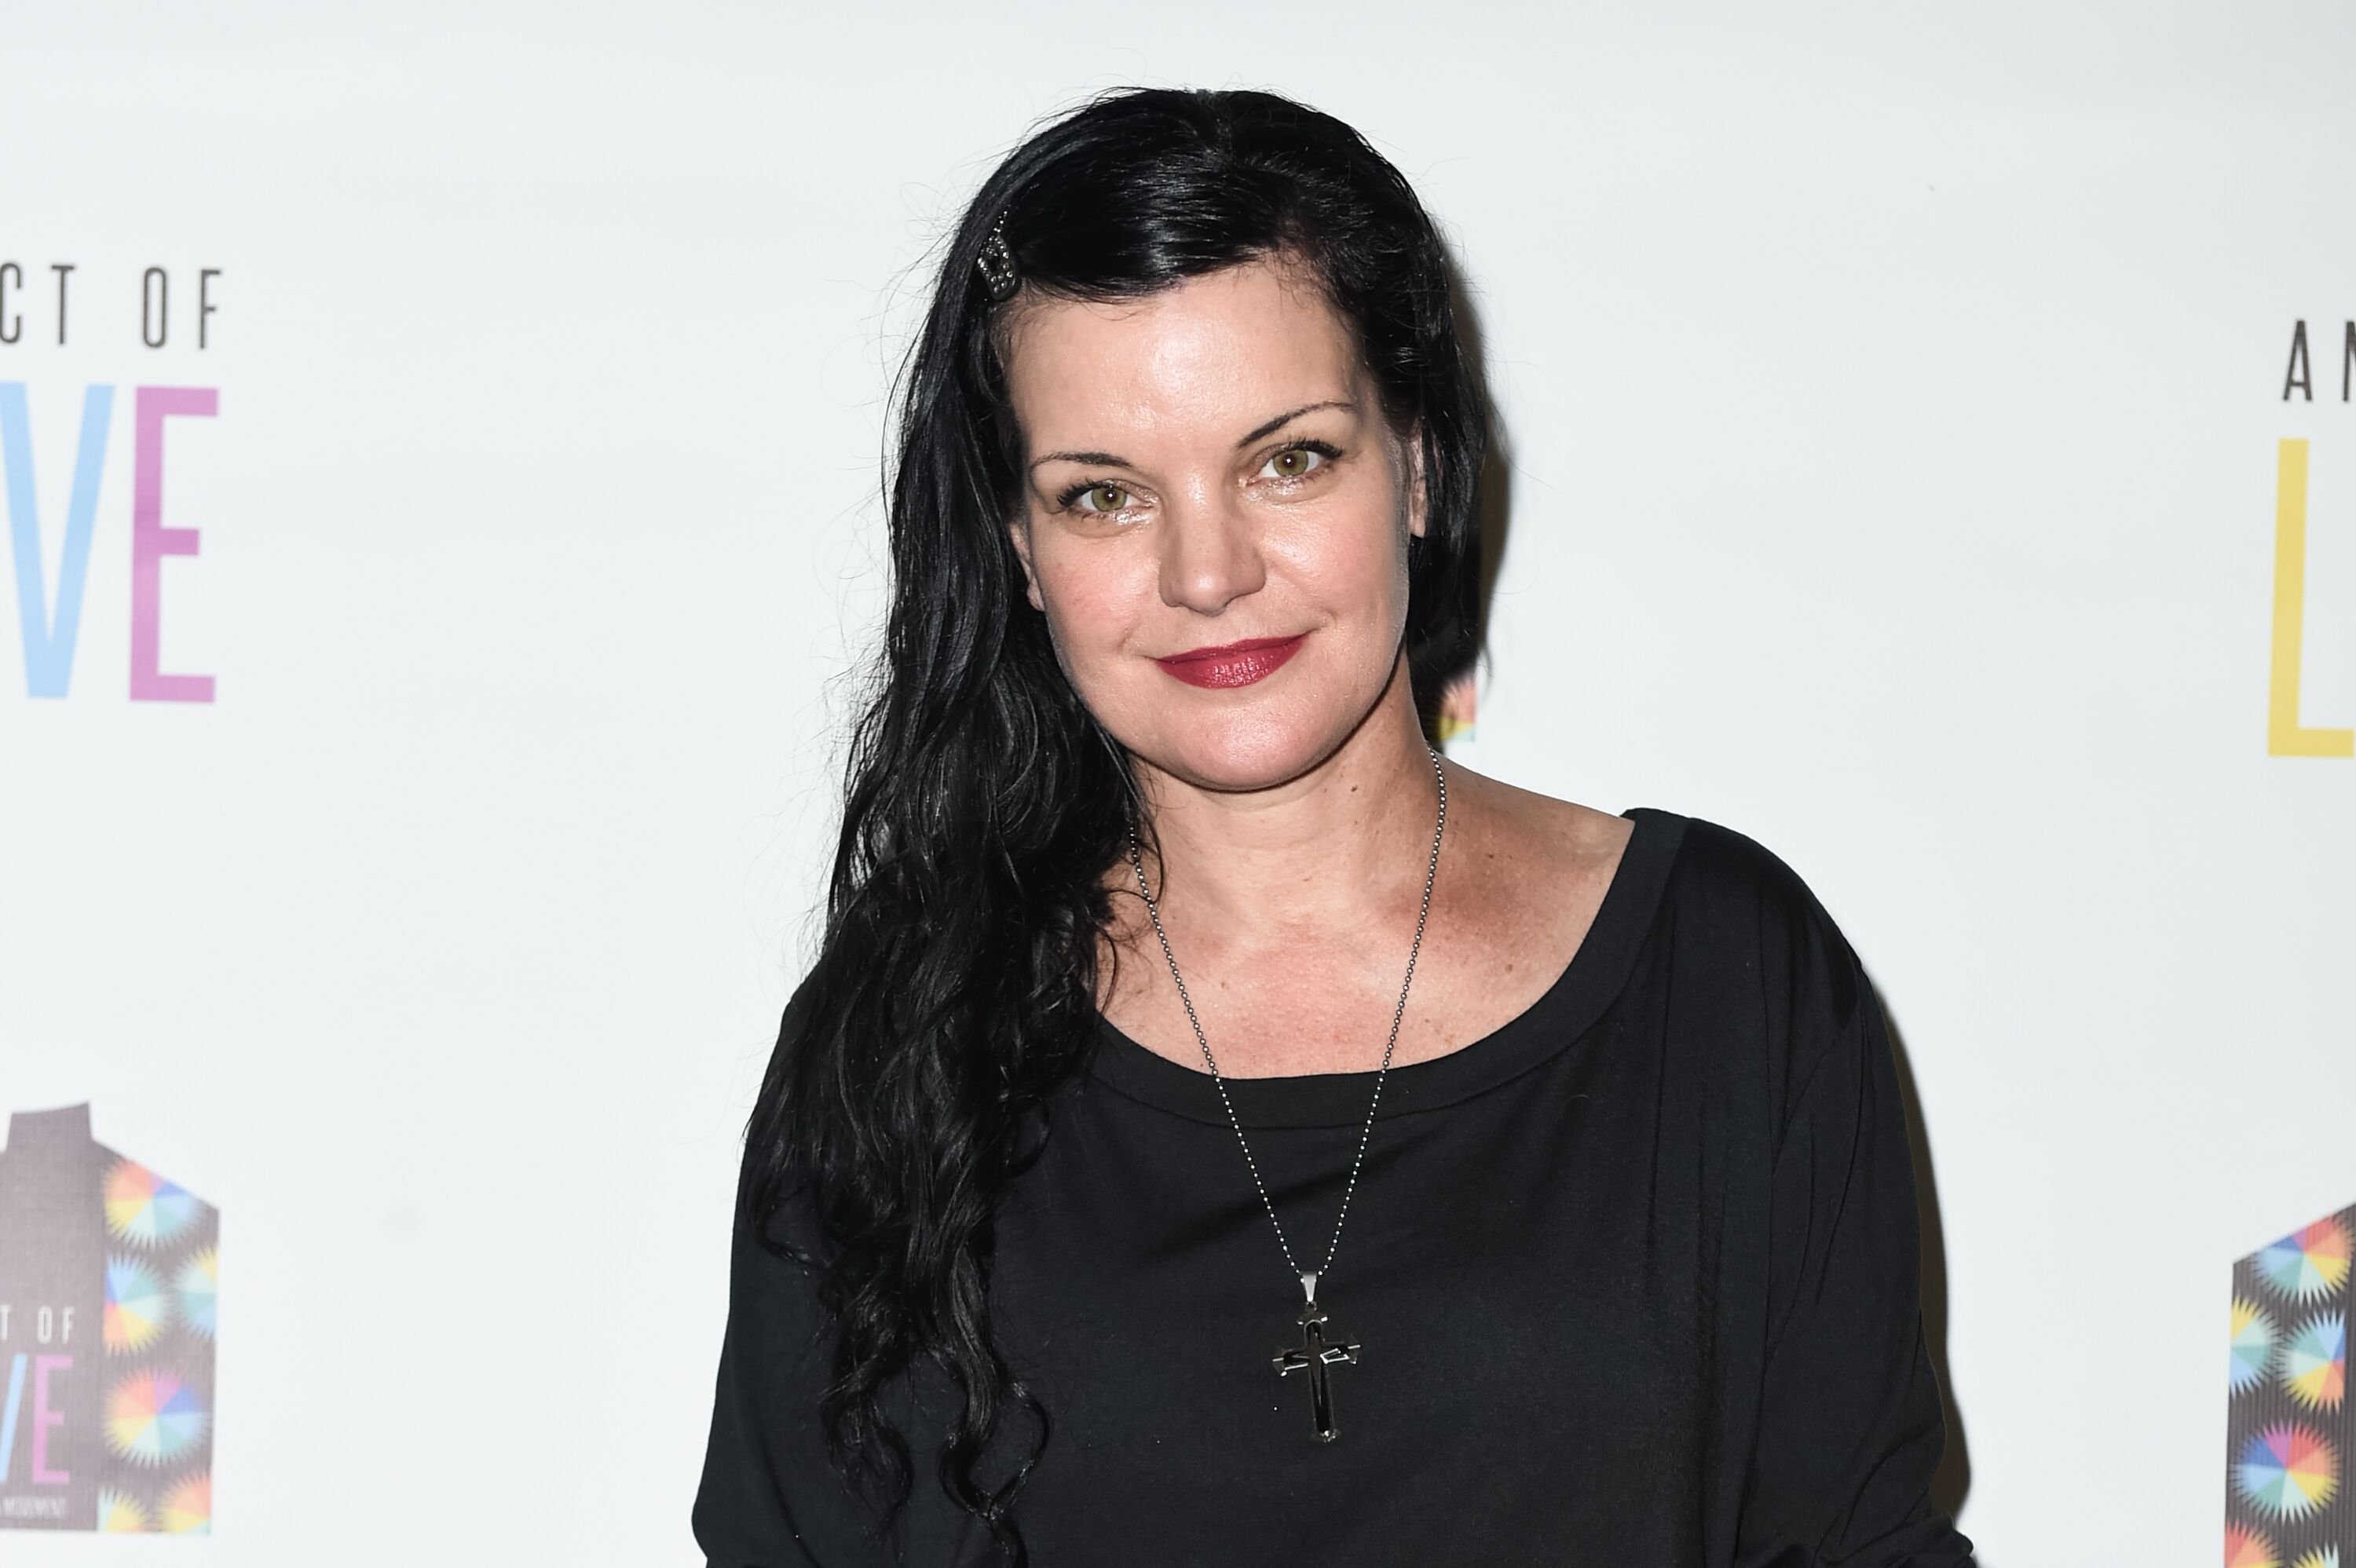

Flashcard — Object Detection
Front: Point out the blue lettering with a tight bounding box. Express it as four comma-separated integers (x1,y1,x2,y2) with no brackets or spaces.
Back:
2,382,115,697
0,1351,27,1483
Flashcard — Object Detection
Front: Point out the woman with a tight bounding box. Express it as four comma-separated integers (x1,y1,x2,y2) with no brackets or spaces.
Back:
695,87,1973,1566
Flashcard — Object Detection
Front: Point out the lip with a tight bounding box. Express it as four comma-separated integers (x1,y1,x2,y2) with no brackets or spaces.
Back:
1152,634,1307,689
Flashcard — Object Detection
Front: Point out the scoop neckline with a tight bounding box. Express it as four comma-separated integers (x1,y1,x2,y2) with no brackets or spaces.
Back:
1084,806,1688,1128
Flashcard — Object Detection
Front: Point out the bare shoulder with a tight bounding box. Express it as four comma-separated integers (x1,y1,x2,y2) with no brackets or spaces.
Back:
1402,762,1636,1053
1442,762,1633,886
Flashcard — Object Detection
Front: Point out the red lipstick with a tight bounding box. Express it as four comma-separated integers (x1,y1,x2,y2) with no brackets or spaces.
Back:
1153,634,1306,689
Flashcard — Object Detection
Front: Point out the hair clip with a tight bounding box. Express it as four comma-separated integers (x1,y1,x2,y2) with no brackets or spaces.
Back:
975,218,1020,304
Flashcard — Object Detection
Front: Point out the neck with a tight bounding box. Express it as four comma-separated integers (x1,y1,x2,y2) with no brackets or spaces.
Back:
1129,657,1440,938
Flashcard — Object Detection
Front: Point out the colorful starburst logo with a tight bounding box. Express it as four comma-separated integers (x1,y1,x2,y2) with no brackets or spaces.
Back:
2283,1314,2347,1412
2235,1297,2281,1393
104,1369,210,1467
2259,1219,2354,1303
104,1157,203,1248
2228,1521,2281,1568
2237,1423,2340,1519
104,1255,174,1352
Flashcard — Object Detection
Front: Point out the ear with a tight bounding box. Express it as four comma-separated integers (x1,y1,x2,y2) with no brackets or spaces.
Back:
1006,514,1047,611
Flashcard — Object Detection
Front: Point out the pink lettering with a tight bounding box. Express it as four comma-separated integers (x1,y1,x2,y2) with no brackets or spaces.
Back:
130,385,218,703
30,1354,70,1486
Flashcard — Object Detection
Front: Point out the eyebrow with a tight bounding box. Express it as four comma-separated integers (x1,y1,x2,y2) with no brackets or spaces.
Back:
1028,400,1355,471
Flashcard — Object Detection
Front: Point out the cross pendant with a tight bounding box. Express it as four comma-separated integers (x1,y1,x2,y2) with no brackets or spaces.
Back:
1271,1273,1359,1442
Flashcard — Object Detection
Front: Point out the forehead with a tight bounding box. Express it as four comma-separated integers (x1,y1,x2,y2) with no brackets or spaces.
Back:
1001,258,1361,451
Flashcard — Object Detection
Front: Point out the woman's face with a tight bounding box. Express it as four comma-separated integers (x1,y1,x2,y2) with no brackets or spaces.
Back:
1001,256,1424,793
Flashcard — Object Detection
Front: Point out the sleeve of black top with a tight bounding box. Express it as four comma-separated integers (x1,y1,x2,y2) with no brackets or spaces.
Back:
1736,889,1975,1567
691,992,901,1568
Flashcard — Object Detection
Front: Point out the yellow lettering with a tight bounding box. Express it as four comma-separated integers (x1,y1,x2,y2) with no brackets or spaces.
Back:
2269,438,2354,756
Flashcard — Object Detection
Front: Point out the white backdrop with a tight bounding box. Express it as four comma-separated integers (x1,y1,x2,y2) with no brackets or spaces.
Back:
6,2,2355,1562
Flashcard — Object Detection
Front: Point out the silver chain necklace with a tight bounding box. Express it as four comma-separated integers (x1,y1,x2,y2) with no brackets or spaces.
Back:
1125,747,1448,1443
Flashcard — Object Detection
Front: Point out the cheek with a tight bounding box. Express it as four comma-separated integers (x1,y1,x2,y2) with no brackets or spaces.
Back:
1264,496,1410,621
1031,534,1153,662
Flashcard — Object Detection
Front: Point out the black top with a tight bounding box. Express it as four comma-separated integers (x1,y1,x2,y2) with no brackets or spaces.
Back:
693,810,1976,1566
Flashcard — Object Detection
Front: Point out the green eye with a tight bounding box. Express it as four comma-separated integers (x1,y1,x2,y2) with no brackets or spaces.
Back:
1078,484,1131,513
1268,446,1323,480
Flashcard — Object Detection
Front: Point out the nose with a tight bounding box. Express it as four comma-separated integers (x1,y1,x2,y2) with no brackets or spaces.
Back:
1157,490,1267,616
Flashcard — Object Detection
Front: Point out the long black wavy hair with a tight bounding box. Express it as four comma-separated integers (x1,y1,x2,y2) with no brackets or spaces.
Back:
742,86,1491,1559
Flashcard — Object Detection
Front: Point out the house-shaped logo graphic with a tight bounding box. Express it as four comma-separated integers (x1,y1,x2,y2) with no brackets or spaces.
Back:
0,1104,216,1533
2227,1201,2351,1564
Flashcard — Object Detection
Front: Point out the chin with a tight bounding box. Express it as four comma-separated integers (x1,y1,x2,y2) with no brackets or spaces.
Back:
1136,696,1365,793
